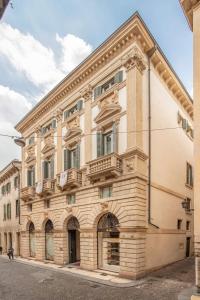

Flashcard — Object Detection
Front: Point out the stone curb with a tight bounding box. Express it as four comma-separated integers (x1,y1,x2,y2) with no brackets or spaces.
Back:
0,256,146,288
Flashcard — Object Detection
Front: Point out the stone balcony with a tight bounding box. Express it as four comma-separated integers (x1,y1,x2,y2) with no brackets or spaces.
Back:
21,186,35,201
57,168,82,190
36,179,55,196
87,153,122,181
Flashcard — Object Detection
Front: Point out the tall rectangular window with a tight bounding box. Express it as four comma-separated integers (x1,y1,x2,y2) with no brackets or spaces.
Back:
7,203,11,220
27,166,35,187
64,145,80,170
43,157,54,179
97,123,118,157
67,194,76,205
3,204,6,221
14,176,19,189
16,199,20,217
186,163,193,187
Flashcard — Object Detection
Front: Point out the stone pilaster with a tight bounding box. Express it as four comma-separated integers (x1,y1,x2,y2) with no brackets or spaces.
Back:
35,127,41,183
123,47,146,151
54,231,65,265
81,85,92,164
80,229,97,270
55,109,63,174
119,230,146,279
35,232,45,261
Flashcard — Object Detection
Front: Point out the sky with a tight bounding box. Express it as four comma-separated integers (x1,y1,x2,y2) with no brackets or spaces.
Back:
0,0,193,170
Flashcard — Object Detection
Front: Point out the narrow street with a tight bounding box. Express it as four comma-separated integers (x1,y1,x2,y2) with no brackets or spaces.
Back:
0,257,195,300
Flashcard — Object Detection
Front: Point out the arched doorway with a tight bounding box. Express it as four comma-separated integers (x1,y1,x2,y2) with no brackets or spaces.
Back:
29,222,36,257
67,217,80,264
97,213,120,272
45,219,54,261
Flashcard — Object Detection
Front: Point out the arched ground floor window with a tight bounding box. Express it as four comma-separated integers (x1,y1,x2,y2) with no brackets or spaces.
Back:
29,222,36,257
45,219,54,261
97,213,120,272
67,217,80,264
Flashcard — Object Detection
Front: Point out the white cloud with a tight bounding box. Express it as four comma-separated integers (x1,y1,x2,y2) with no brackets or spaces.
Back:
56,33,93,73
0,23,93,168
0,23,93,97
0,85,32,169
0,23,65,90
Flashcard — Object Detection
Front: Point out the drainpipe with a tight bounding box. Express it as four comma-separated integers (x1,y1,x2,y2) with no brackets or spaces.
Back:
146,46,159,229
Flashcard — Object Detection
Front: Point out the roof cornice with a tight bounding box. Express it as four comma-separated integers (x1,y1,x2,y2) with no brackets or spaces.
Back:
0,159,21,183
15,12,193,134
180,0,200,30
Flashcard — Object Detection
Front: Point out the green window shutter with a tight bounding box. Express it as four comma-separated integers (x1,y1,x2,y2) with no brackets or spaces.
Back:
64,110,69,120
114,70,123,84
41,127,46,135
43,161,48,179
27,170,31,186
4,204,6,220
94,86,102,100
182,119,187,130
50,157,54,179
64,149,71,171
52,119,56,129
97,132,103,157
32,167,35,186
112,123,118,153
76,144,80,169
77,100,83,111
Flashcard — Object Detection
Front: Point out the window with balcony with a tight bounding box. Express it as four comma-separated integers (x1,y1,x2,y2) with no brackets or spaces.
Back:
93,70,123,100
27,166,35,187
64,100,83,120
41,119,56,135
186,162,193,187
16,199,20,217
64,145,80,170
97,124,118,157
100,186,112,199
67,194,76,205
43,158,54,179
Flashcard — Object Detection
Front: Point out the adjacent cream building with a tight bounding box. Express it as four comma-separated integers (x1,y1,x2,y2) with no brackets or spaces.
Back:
180,0,200,295
15,13,194,278
0,159,21,255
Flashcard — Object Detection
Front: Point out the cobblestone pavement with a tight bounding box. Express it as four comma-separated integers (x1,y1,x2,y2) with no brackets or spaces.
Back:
0,256,195,300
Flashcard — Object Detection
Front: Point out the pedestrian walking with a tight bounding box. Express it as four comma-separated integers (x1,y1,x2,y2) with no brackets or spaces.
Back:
7,247,14,260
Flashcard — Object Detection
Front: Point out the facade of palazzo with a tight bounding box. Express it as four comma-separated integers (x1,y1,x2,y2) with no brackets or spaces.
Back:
180,0,200,291
15,13,193,278
0,160,21,256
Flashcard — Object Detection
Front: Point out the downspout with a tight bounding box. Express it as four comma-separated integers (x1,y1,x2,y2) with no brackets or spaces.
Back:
146,46,159,229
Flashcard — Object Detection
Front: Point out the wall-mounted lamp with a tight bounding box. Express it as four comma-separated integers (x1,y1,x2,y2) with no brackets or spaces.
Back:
14,138,25,147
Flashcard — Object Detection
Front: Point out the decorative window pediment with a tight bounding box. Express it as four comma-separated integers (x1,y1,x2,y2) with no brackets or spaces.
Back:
25,145,36,166
95,90,121,124
41,129,55,158
63,115,82,148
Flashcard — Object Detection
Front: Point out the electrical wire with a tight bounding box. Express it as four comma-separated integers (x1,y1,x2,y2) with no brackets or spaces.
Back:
0,126,185,140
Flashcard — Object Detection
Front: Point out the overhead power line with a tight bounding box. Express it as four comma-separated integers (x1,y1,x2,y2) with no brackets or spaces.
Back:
0,126,186,140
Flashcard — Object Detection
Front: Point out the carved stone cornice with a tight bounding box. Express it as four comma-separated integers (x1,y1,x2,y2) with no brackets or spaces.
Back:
123,47,146,73
15,13,193,134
